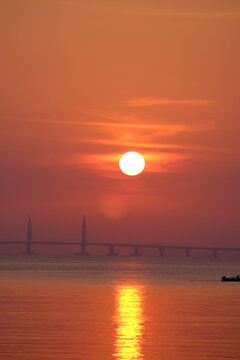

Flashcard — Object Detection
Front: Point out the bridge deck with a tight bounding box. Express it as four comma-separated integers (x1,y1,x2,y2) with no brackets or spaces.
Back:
0,241,240,252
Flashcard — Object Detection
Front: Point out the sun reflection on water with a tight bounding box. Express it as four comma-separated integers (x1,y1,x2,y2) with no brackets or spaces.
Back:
114,285,145,360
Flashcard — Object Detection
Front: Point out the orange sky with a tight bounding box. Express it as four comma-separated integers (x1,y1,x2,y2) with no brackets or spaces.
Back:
1,0,240,250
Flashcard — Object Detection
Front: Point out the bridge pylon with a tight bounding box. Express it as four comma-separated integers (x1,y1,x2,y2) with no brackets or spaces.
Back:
76,216,90,255
22,216,35,255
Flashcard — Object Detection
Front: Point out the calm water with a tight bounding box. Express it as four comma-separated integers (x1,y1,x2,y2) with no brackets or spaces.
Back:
0,255,240,360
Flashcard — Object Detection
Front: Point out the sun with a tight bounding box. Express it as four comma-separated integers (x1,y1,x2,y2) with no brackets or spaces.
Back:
119,152,145,176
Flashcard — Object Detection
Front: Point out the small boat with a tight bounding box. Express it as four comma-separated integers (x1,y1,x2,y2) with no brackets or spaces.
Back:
221,275,240,282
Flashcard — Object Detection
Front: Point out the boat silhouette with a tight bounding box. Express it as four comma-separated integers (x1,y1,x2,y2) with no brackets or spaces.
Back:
221,275,240,282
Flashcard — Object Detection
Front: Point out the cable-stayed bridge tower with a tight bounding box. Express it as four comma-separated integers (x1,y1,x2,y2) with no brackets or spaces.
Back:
77,216,90,255
1,215,240,257
22,216,35,254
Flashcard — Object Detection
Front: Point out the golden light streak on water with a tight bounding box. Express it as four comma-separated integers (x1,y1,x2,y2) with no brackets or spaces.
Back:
114,285,145,360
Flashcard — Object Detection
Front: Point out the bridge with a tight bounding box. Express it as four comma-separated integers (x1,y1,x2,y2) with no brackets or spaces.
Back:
1,216,240,258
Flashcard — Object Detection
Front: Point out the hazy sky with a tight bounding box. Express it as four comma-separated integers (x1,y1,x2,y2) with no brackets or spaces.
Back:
1,0,240,251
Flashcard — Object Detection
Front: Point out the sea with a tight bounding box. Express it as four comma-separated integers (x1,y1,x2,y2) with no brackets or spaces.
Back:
0,255,240,360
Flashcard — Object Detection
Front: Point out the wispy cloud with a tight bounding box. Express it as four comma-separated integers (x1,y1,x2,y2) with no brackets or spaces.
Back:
127,6,240,18
23,115,217,155
75,138,223,154
37,118,194,135
142,11,240,18
123,98,213,107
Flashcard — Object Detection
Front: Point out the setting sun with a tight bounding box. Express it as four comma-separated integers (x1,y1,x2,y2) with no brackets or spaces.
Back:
119,152,145,176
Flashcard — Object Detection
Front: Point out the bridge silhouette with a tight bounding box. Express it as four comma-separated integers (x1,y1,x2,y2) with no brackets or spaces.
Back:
1,216,240,258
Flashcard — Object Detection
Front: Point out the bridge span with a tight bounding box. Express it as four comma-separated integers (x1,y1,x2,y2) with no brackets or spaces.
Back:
1,240,240,258
0,217,240,258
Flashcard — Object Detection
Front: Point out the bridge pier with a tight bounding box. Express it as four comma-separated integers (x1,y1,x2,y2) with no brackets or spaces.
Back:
130,246,142,257
213,248,218,258
185,248,191,257
76,244,90,256
22,216,35,255
106,245,117,256
158,247,165,257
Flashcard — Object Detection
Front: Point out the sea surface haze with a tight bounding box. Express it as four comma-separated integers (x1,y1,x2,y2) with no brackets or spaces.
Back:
0,255,240,360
